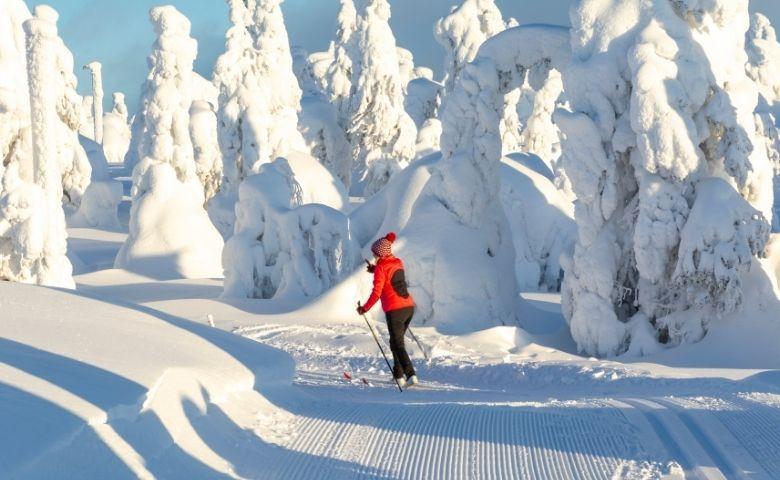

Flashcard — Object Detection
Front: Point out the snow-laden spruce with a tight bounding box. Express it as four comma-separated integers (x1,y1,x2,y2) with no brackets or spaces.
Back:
213,0,306,193
43,11,92,215
434,0,505,94
745,13,780,232
116,6,223,280
321,0,359,127
501,154,575,292
101,92,130,165
190,99,222,205
397,25,571,333
210,0,310,236
347,0,417,196
0,5,74,288
517,67,570,198
434,0,525,156
557,0,774,356
83,62,103,144
223,157,357,301
293,46,352,188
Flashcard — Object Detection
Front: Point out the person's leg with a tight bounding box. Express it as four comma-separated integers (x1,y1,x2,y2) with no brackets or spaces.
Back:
386,313,404,379
401,308,416,378
388,308,415,378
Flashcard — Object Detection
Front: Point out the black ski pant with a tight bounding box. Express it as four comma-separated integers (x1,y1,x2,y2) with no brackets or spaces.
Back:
386,306,416,379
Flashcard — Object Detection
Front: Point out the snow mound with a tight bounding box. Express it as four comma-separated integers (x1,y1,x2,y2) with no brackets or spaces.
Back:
298,95,351,188
68,180,122,231
115,162,224,280
404,77,441,129
223,158,358,301
101,93,130,165
500,156,575,292
0,281,294,478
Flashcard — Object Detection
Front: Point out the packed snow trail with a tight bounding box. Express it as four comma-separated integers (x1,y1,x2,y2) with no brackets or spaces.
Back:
48,220,780,479
230,321,780,480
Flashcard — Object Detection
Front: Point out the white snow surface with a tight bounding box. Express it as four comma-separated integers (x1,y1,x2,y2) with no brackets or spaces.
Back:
4,211,780,478
558,0,775,356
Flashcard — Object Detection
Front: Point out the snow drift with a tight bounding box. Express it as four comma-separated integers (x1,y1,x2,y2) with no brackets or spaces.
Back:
0,281,294,478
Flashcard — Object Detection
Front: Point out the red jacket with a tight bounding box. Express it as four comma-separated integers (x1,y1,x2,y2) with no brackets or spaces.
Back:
363,256,415,313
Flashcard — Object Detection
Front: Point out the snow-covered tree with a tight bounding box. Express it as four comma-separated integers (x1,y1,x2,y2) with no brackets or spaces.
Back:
396,46,415,88
322,0,358,126
116,6,223,279
398,25,571,332
213,0,307,194
557,0,773,356
0,5,73,288
434,0,523,155
745,13,780,232
518,67,571,198
190,100,222,205
405,77,442,129
434,0,505,94
45,15,92,215
223,157,357,300
347,0,417,196
292,46,352,187
102,92,130,165
83,61,103,144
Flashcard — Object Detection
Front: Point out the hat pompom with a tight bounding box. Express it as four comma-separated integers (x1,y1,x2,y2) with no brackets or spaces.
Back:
385,232,397,243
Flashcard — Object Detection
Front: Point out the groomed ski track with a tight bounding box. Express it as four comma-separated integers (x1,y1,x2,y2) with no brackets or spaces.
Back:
235,324,780,480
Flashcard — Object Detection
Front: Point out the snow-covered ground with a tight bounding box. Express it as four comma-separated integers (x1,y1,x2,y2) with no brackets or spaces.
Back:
3,168,780,479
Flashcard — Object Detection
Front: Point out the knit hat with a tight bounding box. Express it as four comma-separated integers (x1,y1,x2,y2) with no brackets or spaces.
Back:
371,232,396,258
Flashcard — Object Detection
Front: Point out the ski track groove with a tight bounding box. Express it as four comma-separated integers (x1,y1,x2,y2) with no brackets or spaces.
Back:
698,396,780,477
235,326,780,479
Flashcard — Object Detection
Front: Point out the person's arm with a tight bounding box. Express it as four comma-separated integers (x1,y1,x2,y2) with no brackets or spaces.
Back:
362,263,385,312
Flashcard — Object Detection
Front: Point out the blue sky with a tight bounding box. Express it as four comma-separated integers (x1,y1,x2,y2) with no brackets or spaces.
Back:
28,0,780,115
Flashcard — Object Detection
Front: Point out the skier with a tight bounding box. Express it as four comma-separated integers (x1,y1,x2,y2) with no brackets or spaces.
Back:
357,232,418,388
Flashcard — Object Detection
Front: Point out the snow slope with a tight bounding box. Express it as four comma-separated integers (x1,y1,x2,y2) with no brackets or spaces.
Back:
3,213,779,479
0,281,294,479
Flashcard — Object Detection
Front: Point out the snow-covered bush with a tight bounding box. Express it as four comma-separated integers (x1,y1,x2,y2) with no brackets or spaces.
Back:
415,118,443,158
518,68,569,196
298,96,352,188
75,133,122,230
500,155,575,291
664,178,770,343
0,5,74,288
396,25,571,333
347,0,417,196
558,0,774,356
213,0,307,195
190,100,222,205
102,92,130,165
292,46,319,97
68,180,122,230
223,158,357,301
116,6,223,279
404,77,442,129
396,47,415,88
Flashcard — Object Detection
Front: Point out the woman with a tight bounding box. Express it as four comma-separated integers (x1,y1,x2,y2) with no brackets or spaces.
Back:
357,232,418,388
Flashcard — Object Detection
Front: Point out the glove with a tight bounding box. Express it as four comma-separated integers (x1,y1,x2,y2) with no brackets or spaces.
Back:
357,305,366,315
365,260,375,273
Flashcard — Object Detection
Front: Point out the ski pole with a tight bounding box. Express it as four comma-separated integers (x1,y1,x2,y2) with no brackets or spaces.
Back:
358,302,403,393
406,327,429,362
